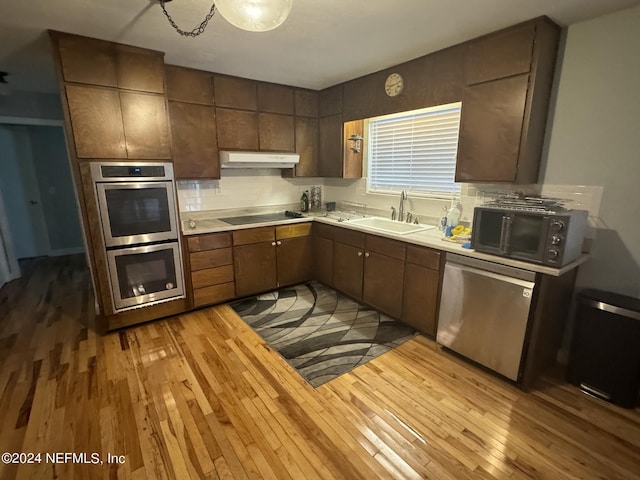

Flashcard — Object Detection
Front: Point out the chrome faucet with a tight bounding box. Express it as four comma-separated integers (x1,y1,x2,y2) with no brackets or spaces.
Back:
398,190,407,222
390,206,396,221
406,212,412,224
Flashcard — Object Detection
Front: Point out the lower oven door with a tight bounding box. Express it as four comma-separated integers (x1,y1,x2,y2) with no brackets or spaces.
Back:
106,242,185,312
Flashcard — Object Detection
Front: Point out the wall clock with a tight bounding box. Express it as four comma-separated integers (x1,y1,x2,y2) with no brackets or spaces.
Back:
384,73,404,97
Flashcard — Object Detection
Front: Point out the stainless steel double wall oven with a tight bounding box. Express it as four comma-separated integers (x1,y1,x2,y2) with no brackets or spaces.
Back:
91,162,184,312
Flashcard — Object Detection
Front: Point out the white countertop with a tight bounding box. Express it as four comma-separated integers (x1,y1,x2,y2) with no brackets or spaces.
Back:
180,211,588,277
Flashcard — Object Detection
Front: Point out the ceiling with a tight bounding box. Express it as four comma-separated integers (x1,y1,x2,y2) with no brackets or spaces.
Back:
0,0,638,94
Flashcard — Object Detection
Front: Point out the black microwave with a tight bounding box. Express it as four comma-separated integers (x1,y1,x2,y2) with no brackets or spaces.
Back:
471,207,588,267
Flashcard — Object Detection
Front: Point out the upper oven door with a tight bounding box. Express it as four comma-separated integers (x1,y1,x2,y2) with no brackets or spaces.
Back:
96,181,178,247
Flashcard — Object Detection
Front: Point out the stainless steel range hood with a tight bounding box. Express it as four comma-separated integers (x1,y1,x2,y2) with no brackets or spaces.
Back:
220,151,300,169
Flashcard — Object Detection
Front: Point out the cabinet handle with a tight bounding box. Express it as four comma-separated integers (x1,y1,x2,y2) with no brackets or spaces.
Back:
357,251,363,257
276,241,282,246
365,252,370,258
271,242,277,246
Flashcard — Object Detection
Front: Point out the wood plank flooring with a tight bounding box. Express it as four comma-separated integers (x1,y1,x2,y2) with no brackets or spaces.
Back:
1,255,639,479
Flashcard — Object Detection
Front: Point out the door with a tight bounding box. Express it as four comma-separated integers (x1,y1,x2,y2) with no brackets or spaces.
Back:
0,125,50,259
0,186,20,286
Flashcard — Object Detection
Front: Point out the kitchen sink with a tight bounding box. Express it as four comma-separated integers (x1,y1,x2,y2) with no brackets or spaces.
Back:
348,217,434,235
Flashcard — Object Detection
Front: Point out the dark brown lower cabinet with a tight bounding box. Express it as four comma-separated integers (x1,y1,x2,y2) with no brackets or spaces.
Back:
277,236,312,286
401,245,442,336
363,251,405,319
233,223,313,298
186,232,236,308
333,242,364,301
234,241,277,298
313,235,333,287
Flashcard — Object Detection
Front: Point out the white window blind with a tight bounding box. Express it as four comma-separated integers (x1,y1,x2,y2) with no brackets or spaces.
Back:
367,102,462,198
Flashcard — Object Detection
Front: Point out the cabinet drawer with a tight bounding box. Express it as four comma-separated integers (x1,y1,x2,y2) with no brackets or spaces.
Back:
276,222,312,240
191,265,234,289
193,282,236,307
365,234,406,261
406,245,441,271
187,232,232,252
313,223,336,240
333,227,365,248
233,227,275,246
190,247,233,271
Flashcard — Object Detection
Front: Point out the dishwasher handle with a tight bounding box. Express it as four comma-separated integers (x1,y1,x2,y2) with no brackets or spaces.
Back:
446,260,536,290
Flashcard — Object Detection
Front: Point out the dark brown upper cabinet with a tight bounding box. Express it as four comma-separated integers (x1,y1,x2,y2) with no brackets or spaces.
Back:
55,33,118,87
53,32,165,93
115,45,165,94
258,83,294,114
295,90,318,118
165,65,214,105
216,108,259,150
214,75,257,110
292,117,319,177
65,84,126,159
120,91,171,159
258,113,295,151
169,101,219,178
457,17,560,184
465,22,536,85
318,114,344,177
319,85,343,117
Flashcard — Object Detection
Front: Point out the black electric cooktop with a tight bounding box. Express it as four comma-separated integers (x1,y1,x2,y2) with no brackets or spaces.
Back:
219,211,304,226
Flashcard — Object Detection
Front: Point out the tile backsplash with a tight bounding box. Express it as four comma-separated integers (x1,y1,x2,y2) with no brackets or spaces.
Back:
177,169,317,212
177,170,604,242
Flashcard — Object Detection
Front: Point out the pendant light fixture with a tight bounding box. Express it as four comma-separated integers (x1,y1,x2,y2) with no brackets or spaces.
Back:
159,0,292,36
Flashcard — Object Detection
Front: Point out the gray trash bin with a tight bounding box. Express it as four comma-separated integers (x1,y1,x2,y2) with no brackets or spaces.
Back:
567,289,640,408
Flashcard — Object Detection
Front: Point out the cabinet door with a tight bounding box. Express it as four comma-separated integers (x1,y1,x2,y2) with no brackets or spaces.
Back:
65,84,126,159
214,75,257,110
333,242,364,301
363,251,405,319
277,236,312,287
294,117,319,177
56,34,118,87
465,23,535,85
258,113,295,152
313,235,333,287
169,102,219,178
318,114,344,177
120,92,171,159
258,83,294,114
216,108,259,150
234,242,277,297
165,65,213,105
402,263,440,336
115,45,165,93
295,90,318,118
455,74,529,183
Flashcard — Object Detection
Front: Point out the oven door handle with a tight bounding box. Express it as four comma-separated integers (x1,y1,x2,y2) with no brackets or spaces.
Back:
499,215,512,254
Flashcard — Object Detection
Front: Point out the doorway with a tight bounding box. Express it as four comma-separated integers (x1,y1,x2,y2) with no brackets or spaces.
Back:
0,122,84,283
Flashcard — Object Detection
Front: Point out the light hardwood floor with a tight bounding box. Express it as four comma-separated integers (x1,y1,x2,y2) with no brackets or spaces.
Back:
1,255,639,479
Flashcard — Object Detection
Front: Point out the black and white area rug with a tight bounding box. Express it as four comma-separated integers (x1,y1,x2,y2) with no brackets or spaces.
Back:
230,281,417,387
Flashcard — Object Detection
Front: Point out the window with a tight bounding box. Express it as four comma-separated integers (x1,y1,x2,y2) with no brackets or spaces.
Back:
367,102,462,198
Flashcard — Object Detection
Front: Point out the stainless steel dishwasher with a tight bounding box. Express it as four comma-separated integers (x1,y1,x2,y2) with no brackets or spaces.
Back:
436,253,536,381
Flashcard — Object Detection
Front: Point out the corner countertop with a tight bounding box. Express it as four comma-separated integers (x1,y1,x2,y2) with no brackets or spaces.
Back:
180,210,588,277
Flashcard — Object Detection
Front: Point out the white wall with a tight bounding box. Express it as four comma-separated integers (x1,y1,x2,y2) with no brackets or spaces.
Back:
541,4,640,297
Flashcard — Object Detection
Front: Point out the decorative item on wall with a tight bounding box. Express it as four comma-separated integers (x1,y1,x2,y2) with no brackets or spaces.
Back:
348,134,364,153
0,72,9,96
159,0,293,36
